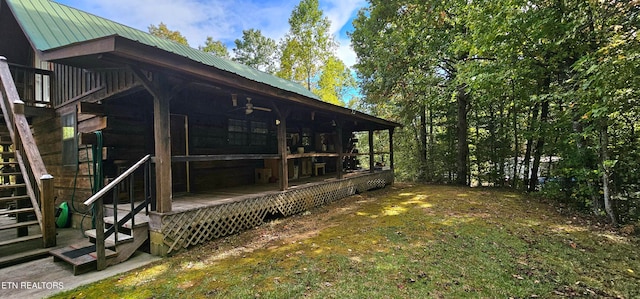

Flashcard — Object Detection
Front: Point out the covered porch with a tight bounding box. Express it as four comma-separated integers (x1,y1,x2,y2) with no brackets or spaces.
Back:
44,35,400,257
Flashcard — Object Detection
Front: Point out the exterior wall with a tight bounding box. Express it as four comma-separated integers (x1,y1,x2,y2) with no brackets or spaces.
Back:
148,170,394,256
31,112,94,209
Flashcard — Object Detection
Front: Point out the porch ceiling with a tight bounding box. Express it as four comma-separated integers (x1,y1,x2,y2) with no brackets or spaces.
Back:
42,35,399,131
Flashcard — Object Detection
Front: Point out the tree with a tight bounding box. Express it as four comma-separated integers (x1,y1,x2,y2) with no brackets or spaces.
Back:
316,56,355,106
233,29,278,73
199,37,230,59
148,22,188,46
351,0,473,185
277,0,335,90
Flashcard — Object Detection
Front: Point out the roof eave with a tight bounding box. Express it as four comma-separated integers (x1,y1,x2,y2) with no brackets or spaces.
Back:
41,35,401,129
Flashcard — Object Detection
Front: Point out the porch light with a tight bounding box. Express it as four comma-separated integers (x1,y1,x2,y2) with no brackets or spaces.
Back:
231,93,238,107
276,119,281,126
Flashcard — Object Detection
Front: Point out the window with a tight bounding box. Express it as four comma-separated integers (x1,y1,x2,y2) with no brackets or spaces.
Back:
250,121,268,146
228,119,248,145
61,113,77,166
228,119,268,146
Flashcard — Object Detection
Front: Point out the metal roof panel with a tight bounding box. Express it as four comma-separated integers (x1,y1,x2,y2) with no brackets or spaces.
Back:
6,0,320,100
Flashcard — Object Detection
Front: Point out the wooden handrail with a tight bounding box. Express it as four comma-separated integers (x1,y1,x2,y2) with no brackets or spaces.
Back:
84,154,151,206
0,56,54,245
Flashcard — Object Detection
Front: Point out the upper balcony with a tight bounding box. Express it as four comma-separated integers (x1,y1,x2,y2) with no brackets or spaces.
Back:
8,63,53,108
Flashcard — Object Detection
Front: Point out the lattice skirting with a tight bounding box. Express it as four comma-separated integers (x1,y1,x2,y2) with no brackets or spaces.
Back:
155,170,393,255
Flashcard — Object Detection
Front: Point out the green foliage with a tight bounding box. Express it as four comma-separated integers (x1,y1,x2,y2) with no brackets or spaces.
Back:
277,0,335,91
232,29,278,73
199,37,230,59
315,56,355,106
351,0,640,223
148,22,188,46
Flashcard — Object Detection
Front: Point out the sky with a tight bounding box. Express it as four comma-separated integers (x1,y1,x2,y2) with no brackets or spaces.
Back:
54,0,367,68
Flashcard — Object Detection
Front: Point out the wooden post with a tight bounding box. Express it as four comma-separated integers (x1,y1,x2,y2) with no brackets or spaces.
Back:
40,174,56,248
336,122,343,179
277,117,289,191
389,128,395,170
154,92,172,213
95,197,106,271
369,130,375,173
130,67,173,213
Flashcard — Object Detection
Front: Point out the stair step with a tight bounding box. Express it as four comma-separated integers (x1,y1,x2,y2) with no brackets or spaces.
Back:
0,234,42,246
0,172,22,176
0,183,26,190
104,214,149,229
50,244,117,275
0,152,14,156
0,207,34,216
84,229,134,246
0,195,29,204
0,248,50,268
0,161,18,166
0,220,39,231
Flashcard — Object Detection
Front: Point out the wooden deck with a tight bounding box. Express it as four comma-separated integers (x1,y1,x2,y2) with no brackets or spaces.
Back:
169,169,381,212
145,169,394,256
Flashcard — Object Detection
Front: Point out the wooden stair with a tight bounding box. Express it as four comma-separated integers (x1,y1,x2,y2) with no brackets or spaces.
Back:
50,212,149,275
0,129,42,251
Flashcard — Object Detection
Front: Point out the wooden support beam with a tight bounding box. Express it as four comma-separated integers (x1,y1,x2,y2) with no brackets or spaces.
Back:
77,102,105,116
277,115,290,191
152,78,172,213
78,116,107,133
95,197,106,271
389,128,395,170
40,174,56,248
369,130,375,173
335,122,343,179
130,66,173,213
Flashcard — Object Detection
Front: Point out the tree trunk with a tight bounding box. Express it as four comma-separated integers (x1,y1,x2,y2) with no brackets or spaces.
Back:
512,100,519,189
522,103,539,190
600,124,617,225
456,85,470,186
419,103,428,180
428,105,435,181
528,100,549,192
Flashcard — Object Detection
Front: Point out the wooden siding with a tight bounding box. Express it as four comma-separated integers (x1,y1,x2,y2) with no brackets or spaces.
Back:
52,64,139,108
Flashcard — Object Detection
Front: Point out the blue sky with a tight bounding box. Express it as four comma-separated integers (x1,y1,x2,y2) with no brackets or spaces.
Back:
54,0,367,68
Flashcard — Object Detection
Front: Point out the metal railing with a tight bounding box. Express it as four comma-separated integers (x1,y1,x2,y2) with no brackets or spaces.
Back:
83,154,153,270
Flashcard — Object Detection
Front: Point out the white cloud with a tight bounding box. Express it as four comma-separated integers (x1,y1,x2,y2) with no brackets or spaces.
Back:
56,0,364,66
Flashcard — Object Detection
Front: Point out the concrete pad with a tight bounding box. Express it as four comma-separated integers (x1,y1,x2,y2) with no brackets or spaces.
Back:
0,251,161,298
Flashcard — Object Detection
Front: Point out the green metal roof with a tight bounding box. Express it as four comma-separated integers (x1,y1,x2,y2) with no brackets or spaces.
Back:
6,0,320,100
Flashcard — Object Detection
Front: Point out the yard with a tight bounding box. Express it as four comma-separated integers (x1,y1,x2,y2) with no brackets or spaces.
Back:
51,184,640,298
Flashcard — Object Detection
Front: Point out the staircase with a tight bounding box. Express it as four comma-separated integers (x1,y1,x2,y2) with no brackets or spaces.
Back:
0,126,42,249
50,210,149,275
49,154,152,275
0,58,55,267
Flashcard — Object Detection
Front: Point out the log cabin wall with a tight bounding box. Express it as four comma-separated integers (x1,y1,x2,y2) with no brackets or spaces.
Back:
170,89,277,191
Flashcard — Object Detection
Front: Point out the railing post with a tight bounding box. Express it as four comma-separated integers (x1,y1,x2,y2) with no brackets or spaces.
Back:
40,174,56,247
95,197,106,271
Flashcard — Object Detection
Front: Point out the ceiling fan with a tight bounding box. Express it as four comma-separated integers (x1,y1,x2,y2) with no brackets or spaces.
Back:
231,95,272,114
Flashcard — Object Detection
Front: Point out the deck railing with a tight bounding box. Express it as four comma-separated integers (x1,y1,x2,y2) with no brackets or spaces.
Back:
83,154,153,270
0,57,55,247
7,63,53,108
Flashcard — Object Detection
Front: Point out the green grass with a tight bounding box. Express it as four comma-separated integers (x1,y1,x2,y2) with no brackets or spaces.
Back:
50,184,640,298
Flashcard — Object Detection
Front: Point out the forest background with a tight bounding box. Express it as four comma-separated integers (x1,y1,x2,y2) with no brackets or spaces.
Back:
149,0,639,227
